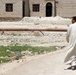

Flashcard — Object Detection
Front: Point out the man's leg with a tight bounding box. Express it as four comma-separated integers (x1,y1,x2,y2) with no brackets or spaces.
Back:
71,61,76,70
71,56,76,70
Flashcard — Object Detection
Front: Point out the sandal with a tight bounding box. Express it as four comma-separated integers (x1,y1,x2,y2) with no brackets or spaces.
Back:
71,66,76,70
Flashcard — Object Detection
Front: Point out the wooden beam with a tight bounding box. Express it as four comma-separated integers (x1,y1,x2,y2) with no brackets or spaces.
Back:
0,28,67,32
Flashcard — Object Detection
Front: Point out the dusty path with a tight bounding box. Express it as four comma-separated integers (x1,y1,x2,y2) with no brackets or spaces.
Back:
1,47,76,75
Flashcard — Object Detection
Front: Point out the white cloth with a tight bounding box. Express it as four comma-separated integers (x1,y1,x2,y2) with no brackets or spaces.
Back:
64,22,76,64
71,60,76,66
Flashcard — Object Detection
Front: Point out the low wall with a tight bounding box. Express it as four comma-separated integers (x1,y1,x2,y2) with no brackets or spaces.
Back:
0,17,22,22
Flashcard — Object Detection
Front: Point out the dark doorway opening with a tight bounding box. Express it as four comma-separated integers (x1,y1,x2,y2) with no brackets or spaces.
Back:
46,3,52,17
23,1,25,17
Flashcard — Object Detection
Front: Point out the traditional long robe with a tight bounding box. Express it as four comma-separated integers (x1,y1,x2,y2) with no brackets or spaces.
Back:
64,22,76,64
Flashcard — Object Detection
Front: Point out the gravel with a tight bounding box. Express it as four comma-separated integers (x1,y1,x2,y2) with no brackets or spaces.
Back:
0,16,69,47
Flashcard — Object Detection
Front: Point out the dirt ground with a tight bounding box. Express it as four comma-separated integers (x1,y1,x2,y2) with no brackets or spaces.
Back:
0,47,76,75
0,17,74,75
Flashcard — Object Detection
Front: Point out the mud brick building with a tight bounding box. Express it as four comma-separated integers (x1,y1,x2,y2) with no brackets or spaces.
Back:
0,0,76,21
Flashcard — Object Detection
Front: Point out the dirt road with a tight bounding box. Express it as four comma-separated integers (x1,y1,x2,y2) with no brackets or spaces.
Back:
1,47,76,75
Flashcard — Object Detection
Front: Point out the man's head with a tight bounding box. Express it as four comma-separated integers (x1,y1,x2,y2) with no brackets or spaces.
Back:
72,16,76,24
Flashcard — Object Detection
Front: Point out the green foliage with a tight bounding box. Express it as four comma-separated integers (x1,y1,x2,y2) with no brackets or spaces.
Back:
0,58,10,63
0,46,14,57
30,46,56,54
0,46,57,63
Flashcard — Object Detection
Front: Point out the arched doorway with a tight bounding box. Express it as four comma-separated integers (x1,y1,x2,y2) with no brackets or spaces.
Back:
46,3,52,17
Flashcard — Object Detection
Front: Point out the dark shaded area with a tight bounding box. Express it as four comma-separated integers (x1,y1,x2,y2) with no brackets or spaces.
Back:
46,3,52,17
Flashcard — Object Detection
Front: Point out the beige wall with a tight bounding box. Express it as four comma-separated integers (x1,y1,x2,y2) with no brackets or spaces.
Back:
0,0,22,18
0,0,76,19
56,0,76,17
29,0,76,18
29,0,55,17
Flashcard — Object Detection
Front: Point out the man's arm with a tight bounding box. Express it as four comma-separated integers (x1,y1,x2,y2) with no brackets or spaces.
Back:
66,25,71,43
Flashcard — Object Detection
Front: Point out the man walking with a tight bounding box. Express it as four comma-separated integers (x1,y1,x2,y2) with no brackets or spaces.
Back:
64,16,76,70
